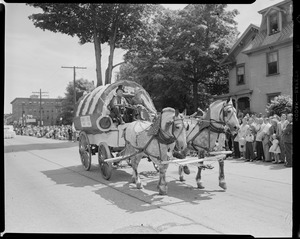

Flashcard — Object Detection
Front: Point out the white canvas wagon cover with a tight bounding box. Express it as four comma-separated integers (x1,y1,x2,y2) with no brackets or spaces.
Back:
73,80,157,134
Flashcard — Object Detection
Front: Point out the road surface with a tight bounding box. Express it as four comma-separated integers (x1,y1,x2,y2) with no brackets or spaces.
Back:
4,135,293,236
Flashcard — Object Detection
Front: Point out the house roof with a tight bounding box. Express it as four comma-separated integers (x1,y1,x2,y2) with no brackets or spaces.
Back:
220,24,259,66
258,0,292,14
242,21,293,54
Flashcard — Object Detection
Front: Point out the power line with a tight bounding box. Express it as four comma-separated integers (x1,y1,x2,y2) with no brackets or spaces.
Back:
32,89,49,126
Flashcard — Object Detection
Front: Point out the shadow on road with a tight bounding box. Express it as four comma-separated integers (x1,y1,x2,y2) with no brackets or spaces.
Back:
4,141,77,153
41,165,105,188
93,170,222,213
41,164,221,214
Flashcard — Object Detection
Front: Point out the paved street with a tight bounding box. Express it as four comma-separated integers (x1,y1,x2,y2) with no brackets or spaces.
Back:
4,135,292,236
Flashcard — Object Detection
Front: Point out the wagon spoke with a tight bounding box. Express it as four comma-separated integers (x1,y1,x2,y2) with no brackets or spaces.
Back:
78,131,92,171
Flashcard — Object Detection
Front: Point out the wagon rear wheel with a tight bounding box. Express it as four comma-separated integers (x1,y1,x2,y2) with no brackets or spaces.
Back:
98,143,112,180
79,131,92,171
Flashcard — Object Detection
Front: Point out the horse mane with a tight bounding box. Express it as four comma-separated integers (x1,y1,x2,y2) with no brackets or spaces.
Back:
209,99,223,108
162,107,175,114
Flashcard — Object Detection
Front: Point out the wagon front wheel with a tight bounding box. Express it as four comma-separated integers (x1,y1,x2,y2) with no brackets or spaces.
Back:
98,143,112,180
79,131,92,171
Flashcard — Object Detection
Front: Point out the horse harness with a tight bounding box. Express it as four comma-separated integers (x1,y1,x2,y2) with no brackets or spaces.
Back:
124,113,185,162
187,102,235,153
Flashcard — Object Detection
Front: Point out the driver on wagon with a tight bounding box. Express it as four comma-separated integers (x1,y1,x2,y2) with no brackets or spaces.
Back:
109,85,128,125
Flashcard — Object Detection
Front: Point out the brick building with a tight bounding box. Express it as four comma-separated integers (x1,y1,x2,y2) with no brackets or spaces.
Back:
10,95,63,126
217,0,293,115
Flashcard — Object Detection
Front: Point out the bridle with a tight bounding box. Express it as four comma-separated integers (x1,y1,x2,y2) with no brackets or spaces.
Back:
157,113,185,146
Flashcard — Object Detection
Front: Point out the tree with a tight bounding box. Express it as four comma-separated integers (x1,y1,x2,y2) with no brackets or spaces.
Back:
27,4,150,86
170,4,239,111
58,78,95,124
265,95,292,116
119,4,239,113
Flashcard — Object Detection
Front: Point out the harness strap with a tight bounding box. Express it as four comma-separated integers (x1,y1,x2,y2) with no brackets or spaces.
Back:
123,115,179,161
187,104,229,153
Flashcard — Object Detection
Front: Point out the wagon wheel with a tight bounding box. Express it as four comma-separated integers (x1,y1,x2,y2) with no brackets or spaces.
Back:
79,131,92,171
98,143,113,180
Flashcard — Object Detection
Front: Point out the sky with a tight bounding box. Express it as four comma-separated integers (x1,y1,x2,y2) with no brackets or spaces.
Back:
4,0,284,114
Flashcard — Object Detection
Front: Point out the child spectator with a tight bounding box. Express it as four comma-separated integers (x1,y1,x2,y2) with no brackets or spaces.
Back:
245,128,255,162
269,133,281,164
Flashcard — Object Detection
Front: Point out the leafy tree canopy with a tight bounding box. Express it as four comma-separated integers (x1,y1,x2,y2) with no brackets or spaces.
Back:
118,4,239,113
58,78,95,125
27,3,153,86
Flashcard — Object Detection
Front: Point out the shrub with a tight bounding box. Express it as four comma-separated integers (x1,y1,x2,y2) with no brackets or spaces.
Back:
265,95,292,116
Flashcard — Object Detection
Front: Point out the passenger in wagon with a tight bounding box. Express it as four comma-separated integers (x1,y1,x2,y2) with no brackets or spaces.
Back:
130,88,151,121
109,85,128,125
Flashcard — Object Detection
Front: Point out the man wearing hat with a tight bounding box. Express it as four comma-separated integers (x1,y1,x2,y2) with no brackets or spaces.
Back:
109,85,128,125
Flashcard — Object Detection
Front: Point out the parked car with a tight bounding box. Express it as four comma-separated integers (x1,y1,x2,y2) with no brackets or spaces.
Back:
4,125,16,139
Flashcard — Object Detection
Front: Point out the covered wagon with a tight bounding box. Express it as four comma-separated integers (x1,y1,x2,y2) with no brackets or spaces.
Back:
73,80,157,179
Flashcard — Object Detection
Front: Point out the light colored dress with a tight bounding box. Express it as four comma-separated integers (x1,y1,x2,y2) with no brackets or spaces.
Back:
269,139,281,153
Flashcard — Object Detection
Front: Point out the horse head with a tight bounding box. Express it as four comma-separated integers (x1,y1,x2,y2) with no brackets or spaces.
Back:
161,108,187,152
209,98,240,133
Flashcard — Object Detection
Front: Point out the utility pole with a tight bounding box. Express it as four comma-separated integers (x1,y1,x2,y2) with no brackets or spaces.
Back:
32,89,49,126
61,66,87,113
22,103,25,126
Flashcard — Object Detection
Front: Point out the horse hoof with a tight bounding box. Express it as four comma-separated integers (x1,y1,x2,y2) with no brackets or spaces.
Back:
131,177,136,183
158,186,168,195
136,182,142,189
179,176,185,182
183,165,190,175
219,181,227,190
197,182,205,189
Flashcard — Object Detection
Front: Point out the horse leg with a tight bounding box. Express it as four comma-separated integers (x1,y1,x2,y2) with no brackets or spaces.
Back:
130,155,142,189
218,158,227,190
157,164,168,195
178,165,185,181
195,150,205,189
196,163,205,189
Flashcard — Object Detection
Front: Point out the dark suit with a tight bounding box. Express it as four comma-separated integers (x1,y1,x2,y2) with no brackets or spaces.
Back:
282,122,293,166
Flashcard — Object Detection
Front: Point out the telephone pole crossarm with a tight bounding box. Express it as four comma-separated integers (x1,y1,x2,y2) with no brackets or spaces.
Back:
32,89,49,126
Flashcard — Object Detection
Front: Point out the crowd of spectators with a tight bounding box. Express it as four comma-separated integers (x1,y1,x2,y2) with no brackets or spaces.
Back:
12,111,293,168
226,112,293,167
14,124,78,142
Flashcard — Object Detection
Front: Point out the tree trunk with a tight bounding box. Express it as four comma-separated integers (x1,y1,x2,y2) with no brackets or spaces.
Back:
105,21,118,85
93,31,103,87
192,81,198,112
92,4,103,87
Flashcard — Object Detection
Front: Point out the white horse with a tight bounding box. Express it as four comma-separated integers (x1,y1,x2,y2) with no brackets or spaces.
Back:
123,107,187,195
179,98,240,190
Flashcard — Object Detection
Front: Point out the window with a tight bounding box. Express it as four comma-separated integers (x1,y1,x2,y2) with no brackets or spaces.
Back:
269,12,279,35
267,92,281,103
236,64,245,85
267,51,279,75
